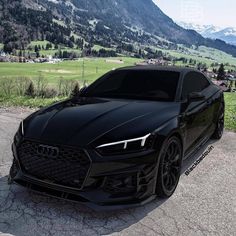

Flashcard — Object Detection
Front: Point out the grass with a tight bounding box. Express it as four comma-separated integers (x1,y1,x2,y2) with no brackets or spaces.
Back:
0,95,67,108
0,57,141,85
39,48,82,57
29,40,53,47
53,19,66,27
92,44,115,51
28,40,82,57
224,93,236,131
154,44,236,68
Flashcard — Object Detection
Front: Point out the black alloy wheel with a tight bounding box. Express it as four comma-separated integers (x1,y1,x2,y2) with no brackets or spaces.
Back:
212,106,224,140
156,136,182,198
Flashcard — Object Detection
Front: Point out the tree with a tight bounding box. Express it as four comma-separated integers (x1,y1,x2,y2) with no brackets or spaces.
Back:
18,50,23,57
34,45,39,53
46,43,51,50
157,50,163,58
217,64,226,80
62,51,68,58
70,36,75,43
3,43,13,53
25,81,35,97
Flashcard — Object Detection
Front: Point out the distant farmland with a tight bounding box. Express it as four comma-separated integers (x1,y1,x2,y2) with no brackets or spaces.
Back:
0,57,141,86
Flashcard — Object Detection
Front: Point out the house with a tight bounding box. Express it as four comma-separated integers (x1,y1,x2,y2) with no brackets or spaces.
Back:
204,70,217,79
136,58,173,66
212,80,230,92
0,51,6,57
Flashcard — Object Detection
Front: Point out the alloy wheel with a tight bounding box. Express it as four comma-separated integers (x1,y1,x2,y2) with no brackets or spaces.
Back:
162,140,182,193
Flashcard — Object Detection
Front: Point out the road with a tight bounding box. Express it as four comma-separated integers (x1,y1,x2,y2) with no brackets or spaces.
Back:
0,108,235,236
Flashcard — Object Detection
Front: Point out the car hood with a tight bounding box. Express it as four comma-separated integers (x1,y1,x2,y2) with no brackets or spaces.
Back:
24,97,180,147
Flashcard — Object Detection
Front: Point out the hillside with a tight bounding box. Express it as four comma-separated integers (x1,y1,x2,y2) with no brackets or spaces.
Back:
1,0,236,57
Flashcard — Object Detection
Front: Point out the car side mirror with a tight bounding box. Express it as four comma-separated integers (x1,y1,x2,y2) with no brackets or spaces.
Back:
188,92,205,103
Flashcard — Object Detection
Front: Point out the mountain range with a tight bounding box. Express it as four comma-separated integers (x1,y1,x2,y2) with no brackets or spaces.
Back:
1,0,236,57
178,22,236,46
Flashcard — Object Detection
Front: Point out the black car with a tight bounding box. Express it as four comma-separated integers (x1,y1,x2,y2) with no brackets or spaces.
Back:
9,66,224,209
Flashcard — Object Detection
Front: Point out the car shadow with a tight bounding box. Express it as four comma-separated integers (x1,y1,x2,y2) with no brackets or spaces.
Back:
0,138,218,236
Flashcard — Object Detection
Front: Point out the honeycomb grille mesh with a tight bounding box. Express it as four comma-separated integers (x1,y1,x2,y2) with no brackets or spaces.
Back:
17,140,91,189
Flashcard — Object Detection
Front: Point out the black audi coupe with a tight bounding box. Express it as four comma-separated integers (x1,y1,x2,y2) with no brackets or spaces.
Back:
9,66,224,209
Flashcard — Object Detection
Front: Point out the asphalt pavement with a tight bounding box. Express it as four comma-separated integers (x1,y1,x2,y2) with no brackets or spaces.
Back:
0,108,235,236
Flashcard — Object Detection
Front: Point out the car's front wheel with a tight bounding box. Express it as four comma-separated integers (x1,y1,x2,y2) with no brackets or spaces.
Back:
155,136,183,198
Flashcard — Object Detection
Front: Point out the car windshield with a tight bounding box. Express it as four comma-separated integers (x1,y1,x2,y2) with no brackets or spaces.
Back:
83,70,180,101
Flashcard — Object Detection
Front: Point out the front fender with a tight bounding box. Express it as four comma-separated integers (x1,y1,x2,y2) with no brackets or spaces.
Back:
153,117,184,154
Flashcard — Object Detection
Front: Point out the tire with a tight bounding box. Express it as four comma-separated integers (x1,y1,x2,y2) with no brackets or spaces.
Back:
212,105,224,140
155,136,183,198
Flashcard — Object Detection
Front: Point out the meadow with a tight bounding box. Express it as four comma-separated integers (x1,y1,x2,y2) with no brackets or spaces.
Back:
224,93,236,131
0,55,235,131
0,57,141,85
159,45,236,69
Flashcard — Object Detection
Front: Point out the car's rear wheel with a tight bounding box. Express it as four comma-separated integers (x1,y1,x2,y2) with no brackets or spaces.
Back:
156,136,183,198
212,106,224,140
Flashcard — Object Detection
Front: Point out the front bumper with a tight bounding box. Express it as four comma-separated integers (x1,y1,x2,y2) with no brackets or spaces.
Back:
10,141,159,210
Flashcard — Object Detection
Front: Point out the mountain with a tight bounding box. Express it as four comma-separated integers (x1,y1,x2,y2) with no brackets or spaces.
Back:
1,0,236,57
178,22,236,46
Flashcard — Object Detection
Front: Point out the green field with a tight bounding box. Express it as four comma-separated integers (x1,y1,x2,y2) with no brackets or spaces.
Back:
27,41,115,57
92,44,115,51
0,57,141,85
29,40,53,47
0,95,66,108
52,19,66,27
163,46,236,67
28,40,83,57
224,93,236,131
23,40,236,69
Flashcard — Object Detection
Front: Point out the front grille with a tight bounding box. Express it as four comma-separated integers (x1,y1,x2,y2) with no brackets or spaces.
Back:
17,140,91,189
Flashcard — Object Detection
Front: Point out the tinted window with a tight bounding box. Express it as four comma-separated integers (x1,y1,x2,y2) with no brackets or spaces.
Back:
181,72,210,100
83,70,180,102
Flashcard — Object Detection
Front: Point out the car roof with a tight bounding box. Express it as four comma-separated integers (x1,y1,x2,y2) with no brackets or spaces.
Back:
116,65,200,73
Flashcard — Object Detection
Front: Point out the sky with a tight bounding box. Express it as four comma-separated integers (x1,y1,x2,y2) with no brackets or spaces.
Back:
154,0,236,27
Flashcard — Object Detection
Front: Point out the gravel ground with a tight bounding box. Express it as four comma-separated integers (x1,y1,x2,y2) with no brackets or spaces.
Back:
0,108,235,236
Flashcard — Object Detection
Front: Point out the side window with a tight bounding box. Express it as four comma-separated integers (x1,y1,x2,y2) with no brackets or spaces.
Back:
181,72,210,100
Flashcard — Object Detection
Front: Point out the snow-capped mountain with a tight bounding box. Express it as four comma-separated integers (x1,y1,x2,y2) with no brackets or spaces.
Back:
177,22,222,34
178,22,236,46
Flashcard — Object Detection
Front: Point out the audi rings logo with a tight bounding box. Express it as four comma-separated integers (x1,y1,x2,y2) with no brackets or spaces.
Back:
37,145,59,158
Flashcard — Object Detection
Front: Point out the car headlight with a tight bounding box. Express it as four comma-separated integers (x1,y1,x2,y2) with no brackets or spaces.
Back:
96,133,155,155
